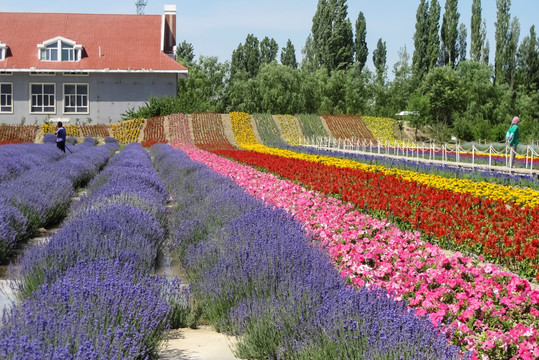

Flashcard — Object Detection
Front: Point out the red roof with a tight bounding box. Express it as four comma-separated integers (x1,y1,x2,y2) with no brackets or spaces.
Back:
0,12,188,73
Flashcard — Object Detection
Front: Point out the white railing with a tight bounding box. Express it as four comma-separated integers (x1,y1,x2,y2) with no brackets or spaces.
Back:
298,136,539,174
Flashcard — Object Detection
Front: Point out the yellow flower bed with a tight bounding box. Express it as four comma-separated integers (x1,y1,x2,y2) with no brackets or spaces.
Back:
362,116,397,143
276,114,302,146
230,112,258,147
41,124,80,137
238,143,539,208
110,118,144,144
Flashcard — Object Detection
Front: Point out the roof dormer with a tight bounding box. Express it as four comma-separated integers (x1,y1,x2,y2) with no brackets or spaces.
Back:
0,42,7,61
38,36,83,62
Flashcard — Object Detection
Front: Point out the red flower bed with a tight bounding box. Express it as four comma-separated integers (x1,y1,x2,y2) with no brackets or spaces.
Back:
323,114,377,142
213,149,539,280
192,113,236,150
80,124,110,138
141,116,167,148
168,113,192,144
0,124,38,144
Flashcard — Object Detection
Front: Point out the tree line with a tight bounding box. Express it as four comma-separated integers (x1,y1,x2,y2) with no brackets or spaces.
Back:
125,0,539,144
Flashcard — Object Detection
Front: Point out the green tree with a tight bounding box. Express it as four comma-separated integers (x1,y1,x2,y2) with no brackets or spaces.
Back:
355,11,368,72
310,0,353,71
230,43,246,78
176,40,195,66
517,25,539,91
327,0,354,71
301,34,317,73
470,0,486,62
506,17,520,89
456,23,467,66
440,0,460,68
244,34,261,77
421,66,464,127
494,0,511,84
389,46,413,116
176,56,229,113
260,37,279,64
280,39,298,69
412,0,430,83
256,62,304,114
373,38,387,85
311,0,332,69
426,0,441,71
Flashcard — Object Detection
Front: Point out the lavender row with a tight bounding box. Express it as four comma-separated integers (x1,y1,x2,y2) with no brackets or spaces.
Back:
151,144,466,360
281,144,539,189
0,142,118,262
0,143,65,183
1,143,184,359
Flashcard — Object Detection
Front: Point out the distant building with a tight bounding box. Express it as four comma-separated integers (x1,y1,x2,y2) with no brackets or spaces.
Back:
0,5,188,124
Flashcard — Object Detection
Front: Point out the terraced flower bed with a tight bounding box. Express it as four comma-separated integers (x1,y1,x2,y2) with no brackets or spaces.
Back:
0,124,39,145
252,113,283,145
322,114,377,142
191,112,235,150
141,115,167,147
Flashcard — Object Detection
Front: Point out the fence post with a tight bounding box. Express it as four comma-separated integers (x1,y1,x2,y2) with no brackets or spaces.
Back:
472,146,475,168
489,145,492,168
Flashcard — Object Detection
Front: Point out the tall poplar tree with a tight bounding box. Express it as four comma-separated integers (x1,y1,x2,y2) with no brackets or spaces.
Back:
456,23,468,65
506,17,520,89
412,0,430,82
373,38,387,84
440,0,460,68
355,11,368,72
310,0,353,71
495,0,511,84
517,26,539,90
281,39,298,69
426,0,441,72
470,0,486,62
260,37,279,64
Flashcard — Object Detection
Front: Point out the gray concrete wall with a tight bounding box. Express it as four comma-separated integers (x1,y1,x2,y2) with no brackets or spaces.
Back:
0,72,177,124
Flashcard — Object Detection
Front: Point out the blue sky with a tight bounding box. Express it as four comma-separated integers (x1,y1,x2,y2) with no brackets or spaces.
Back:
2,0,539,74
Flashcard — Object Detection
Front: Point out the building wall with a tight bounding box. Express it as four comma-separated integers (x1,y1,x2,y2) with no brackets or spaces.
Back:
0,72,177,124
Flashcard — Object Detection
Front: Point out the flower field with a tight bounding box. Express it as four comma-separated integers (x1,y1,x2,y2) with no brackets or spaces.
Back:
362,116,398,143
80,124,111,138
110,117,144,144
141,115,167,148
191,112,236,150
0,124,39,145
296,113,329,138
275,114,302,146
252,113,283,145
322,114,377,142
2,111,538,359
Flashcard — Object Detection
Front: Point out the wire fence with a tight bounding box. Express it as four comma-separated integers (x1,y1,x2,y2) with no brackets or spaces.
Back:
298,136,539,174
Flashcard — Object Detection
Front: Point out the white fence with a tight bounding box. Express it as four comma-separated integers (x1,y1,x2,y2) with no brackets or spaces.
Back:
298,136,539,174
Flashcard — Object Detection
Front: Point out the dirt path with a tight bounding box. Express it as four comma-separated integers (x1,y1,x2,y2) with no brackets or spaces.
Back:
159,326,238,360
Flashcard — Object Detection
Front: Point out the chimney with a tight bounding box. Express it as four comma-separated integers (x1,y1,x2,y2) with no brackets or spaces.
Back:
163,4,176,54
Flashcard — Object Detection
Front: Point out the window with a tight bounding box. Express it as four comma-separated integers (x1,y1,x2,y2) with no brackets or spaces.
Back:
0,83,13,113
63,72,88,76
38,37,82,62
30,83,55,114
30,72,56,76
64,84,88,114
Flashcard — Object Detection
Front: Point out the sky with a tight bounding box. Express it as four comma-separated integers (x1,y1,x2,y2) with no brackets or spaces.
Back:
2,0,539,74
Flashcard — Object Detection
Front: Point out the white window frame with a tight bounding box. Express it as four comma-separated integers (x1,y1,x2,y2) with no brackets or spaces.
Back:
0,42,6,61
37,37,82,62
0,82,13,114
0,71,12,76
63,83,89,115
29,83,56,114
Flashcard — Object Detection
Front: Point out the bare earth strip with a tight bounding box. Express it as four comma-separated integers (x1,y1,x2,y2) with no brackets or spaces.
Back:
220,114,238,148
